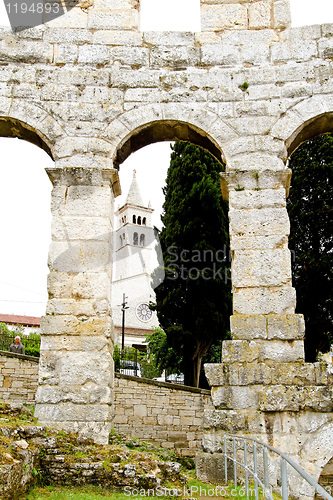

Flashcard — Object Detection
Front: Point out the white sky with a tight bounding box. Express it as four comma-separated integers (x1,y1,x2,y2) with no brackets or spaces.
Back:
0,0,332,317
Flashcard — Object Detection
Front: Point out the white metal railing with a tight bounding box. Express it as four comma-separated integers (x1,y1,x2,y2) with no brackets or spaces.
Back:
222,432,333,500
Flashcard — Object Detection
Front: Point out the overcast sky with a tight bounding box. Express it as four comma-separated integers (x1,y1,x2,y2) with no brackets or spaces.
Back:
0,0,332,317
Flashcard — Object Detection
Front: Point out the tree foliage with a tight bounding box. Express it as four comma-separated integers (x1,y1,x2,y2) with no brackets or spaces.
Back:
150,142,231,387
287,134,333,361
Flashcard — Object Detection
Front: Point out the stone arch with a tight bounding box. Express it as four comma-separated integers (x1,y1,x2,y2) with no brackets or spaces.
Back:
270,94,333,158
102,103,237,168
299,421,333,487
0,101,66,160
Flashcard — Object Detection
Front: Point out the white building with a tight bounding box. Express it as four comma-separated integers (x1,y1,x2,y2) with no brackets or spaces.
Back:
112,170,159,348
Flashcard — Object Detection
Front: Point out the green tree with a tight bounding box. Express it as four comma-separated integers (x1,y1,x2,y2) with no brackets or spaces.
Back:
287,134,333,361
150,142,231,387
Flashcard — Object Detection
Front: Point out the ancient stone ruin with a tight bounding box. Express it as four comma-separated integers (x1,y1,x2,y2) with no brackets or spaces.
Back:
0,0,332,492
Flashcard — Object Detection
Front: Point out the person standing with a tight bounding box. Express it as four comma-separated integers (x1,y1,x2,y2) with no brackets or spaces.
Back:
9,336,25,355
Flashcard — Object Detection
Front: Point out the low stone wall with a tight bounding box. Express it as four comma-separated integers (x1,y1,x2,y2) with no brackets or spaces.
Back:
0,352,213,456
0,351,39,405
113,373,213,457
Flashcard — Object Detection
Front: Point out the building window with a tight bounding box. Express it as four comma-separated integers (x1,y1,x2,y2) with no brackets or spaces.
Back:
138,216,142,225
120,235,123,247
142,217,146,226
140,234,145,247
133,232,138,245
133,215,136,223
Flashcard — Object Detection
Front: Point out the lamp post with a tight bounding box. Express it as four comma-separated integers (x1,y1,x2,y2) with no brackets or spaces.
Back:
121,293,129,352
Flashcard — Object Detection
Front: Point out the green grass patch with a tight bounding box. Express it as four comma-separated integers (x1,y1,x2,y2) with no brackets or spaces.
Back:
26,481,282,500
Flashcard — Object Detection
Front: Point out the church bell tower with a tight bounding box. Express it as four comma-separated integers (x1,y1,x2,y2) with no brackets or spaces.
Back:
112,170,158,346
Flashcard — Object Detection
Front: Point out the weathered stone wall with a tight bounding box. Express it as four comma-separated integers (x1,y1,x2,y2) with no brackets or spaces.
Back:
0,351,39,405
0,354,212,457
113,373,213,457
200,356,333,497
0,0,332,484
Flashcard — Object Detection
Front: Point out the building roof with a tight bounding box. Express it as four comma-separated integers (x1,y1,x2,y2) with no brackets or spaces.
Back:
126,169,144,207
0,314,40,327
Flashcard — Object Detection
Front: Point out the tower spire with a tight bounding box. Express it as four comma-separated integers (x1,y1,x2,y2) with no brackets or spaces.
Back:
126,169,144,207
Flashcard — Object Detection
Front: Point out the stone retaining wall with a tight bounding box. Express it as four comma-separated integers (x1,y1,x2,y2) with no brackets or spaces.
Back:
0,352,212,456
113,373,213,457
0,351,39,406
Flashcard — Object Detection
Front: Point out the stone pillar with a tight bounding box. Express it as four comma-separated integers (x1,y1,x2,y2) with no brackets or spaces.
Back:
34,166,120,444
220,167,305,364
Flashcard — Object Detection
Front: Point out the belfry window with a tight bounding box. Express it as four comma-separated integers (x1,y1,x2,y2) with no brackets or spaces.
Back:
138,216,142,225
140,234,145,247
133,232,138,246
133,215,136,223
142,217,146,226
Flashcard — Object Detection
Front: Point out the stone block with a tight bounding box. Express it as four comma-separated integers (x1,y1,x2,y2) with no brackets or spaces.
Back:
54,45,78,64
134,404,147,418
230,314,267,340
273,0,291,30
87,9,138,30
144,32,195,47
259,385,300,411
196,452,233,485
93,30,143,45
48,240,110,273
248,1,271,29
40,315,112,337
222,339,304,364
230,234,289,251
222,340,261,364
221,170,292,197
229,188,286,210
204,363,224,386
201,4,248,31
110,69,160,88
302,387,333,412
229,208,290,237
271,38,317,63
270,362,316,386
211,386,258,410
203,409,246,432
110,47,149,67
35,401,112,423
267,314,305,340
237,362,272,385
233,286,296,315
43,28,92,44
232,248,292,287
78,45,110,65
201,44,240,67
260,339,304,362
151,47,200,69
51,216,111,241
0,40,53,64
72,273,110,299
229,153,285,172
46,299,96,317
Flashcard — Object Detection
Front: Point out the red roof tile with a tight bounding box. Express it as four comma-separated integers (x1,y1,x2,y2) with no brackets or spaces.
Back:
0,314,40,327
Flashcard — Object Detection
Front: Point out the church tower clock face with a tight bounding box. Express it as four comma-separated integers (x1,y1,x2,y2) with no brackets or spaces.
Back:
136,303,153,322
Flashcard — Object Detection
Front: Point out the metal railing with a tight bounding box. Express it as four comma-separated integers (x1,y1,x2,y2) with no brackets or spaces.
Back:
222,432,333,500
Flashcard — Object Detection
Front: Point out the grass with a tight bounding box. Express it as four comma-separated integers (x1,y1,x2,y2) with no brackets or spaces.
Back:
26,480,282,500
